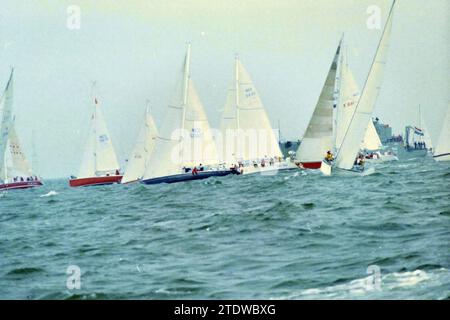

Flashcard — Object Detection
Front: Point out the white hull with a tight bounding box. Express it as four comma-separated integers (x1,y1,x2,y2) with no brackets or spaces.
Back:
365,153,398,163
319,161,332,176
319,161,375,177
240,160,297,175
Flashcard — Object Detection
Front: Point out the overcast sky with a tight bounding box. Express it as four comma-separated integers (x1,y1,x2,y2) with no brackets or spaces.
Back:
0,0,448,178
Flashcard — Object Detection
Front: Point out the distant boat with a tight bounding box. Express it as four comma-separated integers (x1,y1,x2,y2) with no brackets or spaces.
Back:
121,101,158,184
69,87,122,187
433,103,450,161
0,69,42,190
361,120,382,151
141,44,235,185
219,55,296,175
402,105,431,158
362,119,398,162
324,0,396,176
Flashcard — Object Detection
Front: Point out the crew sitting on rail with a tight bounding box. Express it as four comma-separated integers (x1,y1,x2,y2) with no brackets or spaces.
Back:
325,150,334,162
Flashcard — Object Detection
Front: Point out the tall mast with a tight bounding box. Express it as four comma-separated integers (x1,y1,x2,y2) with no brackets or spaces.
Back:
91,81,99,172
181,43,191,131
235,54,240,131
278,119,281,142
419,104,422,129
180,43,191,163
333,34,345,151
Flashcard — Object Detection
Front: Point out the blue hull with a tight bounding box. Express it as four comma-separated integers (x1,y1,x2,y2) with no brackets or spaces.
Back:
141,170,235,185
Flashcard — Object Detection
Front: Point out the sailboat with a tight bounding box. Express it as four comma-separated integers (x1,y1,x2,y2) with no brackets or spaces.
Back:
362,119,398,162
295,39,343,170
141,44,235,185
433,103,450,161
323,0,396,175
0,69,42,190
69,88,122,187
361,120,382,151
402,105,429,157
121,101,158,184
219,55,295,175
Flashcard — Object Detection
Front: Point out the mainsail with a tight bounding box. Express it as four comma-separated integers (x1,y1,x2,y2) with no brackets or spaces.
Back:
335,0,395,170
77,97,120,178
143,44,219,179
361,120,382,151
122,103,158,183
220,56,282,164
434,103,450,161
7,125,33,177
334,57,360,151
0,70,14,182
296,41,342,163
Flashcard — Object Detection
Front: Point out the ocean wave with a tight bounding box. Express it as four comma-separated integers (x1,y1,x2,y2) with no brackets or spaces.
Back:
40,190,58,197
273,268,450,300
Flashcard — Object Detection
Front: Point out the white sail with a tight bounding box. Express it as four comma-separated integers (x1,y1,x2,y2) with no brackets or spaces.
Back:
143,44,219,179
296,42,341,163
77,112,96,178
0,70,14,182
220,57,282,164
361,120,382,151
420,112,433,149
181,79,219,167
122,105,158,183
335,61,360,151
77,98,120,178
434,103,450,161
93,101,120,173
335,1,395,170
7,125,33,178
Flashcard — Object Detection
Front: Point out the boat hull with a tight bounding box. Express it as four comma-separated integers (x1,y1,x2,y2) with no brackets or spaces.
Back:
319,161,332,176
141,170,234,185
69,175,123,187
0,180,43,190
299,161,322,169
398,147,428,159
433,153,450,162
240,161,297,175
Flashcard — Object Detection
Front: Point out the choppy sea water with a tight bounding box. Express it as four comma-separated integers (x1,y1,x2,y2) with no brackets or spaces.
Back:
0,156,449,300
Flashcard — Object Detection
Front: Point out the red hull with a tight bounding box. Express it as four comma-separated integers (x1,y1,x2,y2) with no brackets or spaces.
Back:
69,175,123,187
299,162,322,169
0,180,43,190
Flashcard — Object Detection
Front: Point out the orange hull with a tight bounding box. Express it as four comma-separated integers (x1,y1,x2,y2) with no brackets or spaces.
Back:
69,175,122,187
